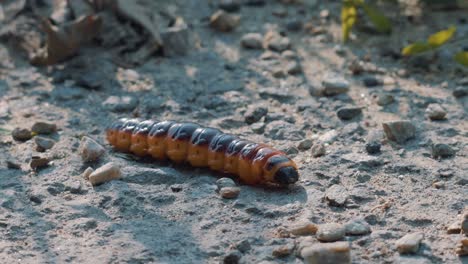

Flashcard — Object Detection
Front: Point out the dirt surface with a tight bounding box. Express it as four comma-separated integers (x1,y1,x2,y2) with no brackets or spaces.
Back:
1,0,467,263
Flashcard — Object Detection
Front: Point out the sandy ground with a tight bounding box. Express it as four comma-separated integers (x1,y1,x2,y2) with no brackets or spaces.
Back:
0,0,467,263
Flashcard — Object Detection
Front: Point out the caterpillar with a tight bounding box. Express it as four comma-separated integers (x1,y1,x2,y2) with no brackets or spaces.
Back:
105,118,299,186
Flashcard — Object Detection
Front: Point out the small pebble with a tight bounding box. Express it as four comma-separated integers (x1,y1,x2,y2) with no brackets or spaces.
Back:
287,221,318,236
12,128,32,141
425,104,446,120
365,142,381,154
301,241,350,264
219,0,241,12
79,136,105,162
281,50,297,60
336,107,362,120
447,221,461,234
462,212,468,234
7,160,21,170
286,61,302,75
285,19,302,31
297,139,313,151
376,93,394,106
244,106,268,124
382,120,416,143
395,232,424,254
251,122,265,134
219,187,240,199
453,86,468,98
272,7,288,17
363,76,382,87
432,181,445,189
240,33,263,49
223,250,241,264
31,122,57,134
267,36,291,52
210,10,240,32
82,167,94,180
236,239,251,253
325,185,348,206
30,156,50,171
345,219,371,235
34,136,55,152
316,223,346,242
456,238,468,256
88,162,121,186
272,67,286,78
322,77,350,96
216,177,236,191
311,143,326,157
431,143,455,158
272,245,292,257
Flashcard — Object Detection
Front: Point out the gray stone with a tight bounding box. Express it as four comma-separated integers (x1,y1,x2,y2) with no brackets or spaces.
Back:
301,241,351,264
382,120,416,143
220,187,240,199
267,36,291,52
79,136,105,162
223,250,241,264
365,142,381,154
210,10,240,32
285,19,302,32
345,219,371,235
52,86,86,100
31,122,57,134
12,127,32,141
319,130,338,144
240,33,263,49
396,232,424,254
272,67,286,78
311,143,326,157
76,72,102,89
325,185,348,206
453,86,468,98
286,61,302,75
161,20,191,57
336,107,362,120
316,223,346,242
281,50,297,60
103,96,138,112
376,93,394,106
250,122,265,134
322,77,350,96
297,139,313,151
462,212,468,235
432,143,455,158
219,0,241,12
34,136,55,152
244,106,267,124
425,104,446,120
363,76,382,87
216,177,236,191
236,239,251,253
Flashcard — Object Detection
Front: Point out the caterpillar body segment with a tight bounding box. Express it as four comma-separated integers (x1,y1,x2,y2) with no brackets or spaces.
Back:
106,118,299,186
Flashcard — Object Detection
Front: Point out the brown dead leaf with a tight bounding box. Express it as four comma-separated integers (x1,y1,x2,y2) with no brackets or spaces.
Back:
31,15,102,66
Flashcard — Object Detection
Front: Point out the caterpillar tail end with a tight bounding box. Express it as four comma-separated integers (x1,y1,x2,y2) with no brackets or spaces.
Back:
274,166,299,185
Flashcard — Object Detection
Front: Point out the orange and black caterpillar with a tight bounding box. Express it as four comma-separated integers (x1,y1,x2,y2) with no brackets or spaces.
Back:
106,118,299,186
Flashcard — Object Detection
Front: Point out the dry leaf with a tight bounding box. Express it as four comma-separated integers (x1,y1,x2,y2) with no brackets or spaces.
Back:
31,15,102,65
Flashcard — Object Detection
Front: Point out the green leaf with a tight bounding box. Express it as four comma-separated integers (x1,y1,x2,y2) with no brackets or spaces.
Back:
361,3,392,33
427,25,456,47
454,51,468,67
401,42,434,56
341,1,358,42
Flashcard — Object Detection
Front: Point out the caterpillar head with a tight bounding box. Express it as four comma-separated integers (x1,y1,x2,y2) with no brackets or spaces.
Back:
273,166,299,185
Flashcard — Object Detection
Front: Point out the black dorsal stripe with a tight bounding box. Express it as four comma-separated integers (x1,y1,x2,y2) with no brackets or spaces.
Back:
133,120,157,135
265,155,290,171
168,123,200,140
240,143,260,160
190,127,221,146
209,134,237,152
148,121,174,137
122,119,141,133
226,139,250,156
